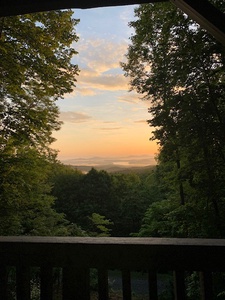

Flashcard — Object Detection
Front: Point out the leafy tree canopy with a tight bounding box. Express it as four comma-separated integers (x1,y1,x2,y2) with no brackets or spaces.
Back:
88,213,113,237
0,148,81,235
0,10,79,154
0,11,81,236
122,1,225,237
52,167,159,236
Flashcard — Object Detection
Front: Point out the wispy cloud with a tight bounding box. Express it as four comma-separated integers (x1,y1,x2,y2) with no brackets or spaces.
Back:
71,87,97,96
70,39,131,95
102,121,117,124
98,127,122,131
76,39,128,73
118,92,141,104
78,69,129,91
60,111,92,123
134,119,148,124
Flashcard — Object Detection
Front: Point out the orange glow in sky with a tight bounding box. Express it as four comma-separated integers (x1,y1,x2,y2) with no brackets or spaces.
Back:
52,6,158,165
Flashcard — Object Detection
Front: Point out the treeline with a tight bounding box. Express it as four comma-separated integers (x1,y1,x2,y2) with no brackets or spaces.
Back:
3,144,225,239
51,164,162,236
0,151,161,237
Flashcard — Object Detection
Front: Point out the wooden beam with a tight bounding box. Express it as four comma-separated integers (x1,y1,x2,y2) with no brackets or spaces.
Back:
1,0,225,46
0,0,166,17
170,0,225,46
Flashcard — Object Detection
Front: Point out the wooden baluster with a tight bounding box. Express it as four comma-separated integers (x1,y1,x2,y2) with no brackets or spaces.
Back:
148,271,158,300
98,268,108,300
200,271,213,300
40,265,53,300
62,266,90,300
16,265,30,300
122,270,131,300
0,265,8,300
173,270,186,300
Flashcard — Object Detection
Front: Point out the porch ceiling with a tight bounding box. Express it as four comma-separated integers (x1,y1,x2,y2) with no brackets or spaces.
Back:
0,0,225,45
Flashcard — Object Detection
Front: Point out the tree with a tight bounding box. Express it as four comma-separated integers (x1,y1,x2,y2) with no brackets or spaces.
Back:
88,213,113,237
52,168,115,231
0,11,80,235
51,167,158,237
78,168,114,228
0,10,79,153
111,172,157,236
122,1,225,237
0,148,80,235
51,164,84,223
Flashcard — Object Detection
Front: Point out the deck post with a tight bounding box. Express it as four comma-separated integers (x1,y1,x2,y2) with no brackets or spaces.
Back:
122,270,132,300
62,265,90,300
200,271,213,300
148,271,158,300
40,265,53,300
98,268,109,300
0,265,8,300
174,270,186,300
16,264,30,300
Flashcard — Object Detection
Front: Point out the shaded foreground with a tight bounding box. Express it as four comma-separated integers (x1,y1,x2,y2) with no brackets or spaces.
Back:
0,236,224,299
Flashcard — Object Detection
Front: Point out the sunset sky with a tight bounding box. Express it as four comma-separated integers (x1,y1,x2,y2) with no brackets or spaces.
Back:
52,5,158,166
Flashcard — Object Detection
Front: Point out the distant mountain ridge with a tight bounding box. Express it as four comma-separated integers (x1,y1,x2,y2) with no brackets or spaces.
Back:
61,154,156,168
69,164,156,174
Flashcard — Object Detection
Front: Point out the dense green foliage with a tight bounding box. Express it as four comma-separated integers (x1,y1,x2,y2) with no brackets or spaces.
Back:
0,150,83,236
122,1,225,238
0,10,79,153
0,10,80,235
51,166,158,236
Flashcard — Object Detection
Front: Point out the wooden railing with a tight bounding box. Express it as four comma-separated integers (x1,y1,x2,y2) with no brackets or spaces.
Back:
0,236,224,299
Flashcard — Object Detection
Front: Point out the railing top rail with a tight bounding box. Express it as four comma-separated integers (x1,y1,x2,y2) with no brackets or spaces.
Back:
0,236,225,246
0,236,225,271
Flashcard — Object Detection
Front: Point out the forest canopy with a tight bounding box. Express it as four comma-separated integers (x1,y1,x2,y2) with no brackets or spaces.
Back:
0,10,79,154
0,10,80,235
122,1,225,238
1,1,225,240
